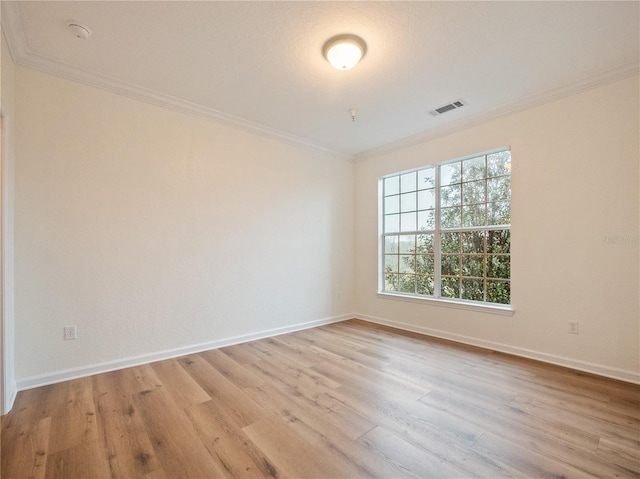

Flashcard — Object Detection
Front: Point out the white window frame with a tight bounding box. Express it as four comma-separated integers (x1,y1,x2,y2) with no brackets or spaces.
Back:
378,147,514,315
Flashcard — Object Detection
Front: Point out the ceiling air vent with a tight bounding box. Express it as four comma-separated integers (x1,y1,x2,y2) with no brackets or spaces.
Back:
429,99,466,116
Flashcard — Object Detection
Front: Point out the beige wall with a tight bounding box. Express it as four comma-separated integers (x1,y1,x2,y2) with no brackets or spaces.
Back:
1,26,17,411
14,67,354,380
354,75,640,381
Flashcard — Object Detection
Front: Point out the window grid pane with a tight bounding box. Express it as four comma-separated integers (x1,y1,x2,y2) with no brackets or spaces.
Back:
381,150,510,305
384,176,400,196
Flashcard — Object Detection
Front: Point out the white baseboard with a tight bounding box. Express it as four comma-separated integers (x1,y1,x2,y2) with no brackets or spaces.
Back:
16,314,352,392
355,313,640,385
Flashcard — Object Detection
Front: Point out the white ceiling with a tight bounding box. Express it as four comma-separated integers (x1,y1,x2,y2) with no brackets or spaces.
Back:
2,1,639,159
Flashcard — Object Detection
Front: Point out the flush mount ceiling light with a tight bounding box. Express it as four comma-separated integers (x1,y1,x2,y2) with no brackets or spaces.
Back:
323,34,366,71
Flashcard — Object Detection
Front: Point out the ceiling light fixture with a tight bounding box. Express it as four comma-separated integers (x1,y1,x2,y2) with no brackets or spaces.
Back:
323,34,366,71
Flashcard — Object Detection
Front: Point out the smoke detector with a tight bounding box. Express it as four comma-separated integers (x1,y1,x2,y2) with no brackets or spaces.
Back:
67,22,91,40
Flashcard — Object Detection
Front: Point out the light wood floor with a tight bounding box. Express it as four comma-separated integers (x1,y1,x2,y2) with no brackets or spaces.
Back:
2,319,639,478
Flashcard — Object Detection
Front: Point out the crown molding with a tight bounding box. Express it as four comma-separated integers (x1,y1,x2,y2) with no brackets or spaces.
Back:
0,2,353,162
355,60,640,162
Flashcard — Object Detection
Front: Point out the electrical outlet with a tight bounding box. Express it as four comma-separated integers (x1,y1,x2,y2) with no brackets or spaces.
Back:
64,325,77,340
568,321,579,334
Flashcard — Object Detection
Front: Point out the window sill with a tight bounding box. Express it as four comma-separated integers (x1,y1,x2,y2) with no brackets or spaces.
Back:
377,292,515,316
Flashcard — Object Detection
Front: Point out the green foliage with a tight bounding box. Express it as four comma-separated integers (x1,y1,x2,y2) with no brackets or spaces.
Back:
487,229,510,253
398,274,416,293
417,233,435,253
487,280,510,304
462,279,484,301
441,255,460,276
461,232,484,253
487,151,511,177
416,275,434,295
487,255,510,279
461,255,484,277
441,233,460,253
441,277,460,298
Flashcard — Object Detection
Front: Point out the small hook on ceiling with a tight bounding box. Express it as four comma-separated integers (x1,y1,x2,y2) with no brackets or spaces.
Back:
350,109,358,122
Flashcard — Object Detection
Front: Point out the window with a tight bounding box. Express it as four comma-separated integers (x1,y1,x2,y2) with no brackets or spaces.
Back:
381,149,511,306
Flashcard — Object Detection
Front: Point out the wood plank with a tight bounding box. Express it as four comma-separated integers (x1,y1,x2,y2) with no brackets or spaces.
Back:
45,439,114,479
183,400,278,479
358,426,467,478
242,339,323,372
422,387,601,450
243,383,375,441
199,348,266,390
93,371,164,478
150,358,211,409
417,389,640,478
177,354,267,429
1,416,50,479
242,415,352,478
243,413,406,479
131,386,225,478
381,354,519,405
329,321,434,355
46,377,100,454
311,355,430,400
257,337,325,368
471,430,600,479
327,383,484,448
92,363,163,398
1,385,54,430
296,327,372,356
246,354,341,397
217,343,267,366
518,393,637,432
596,436,640,476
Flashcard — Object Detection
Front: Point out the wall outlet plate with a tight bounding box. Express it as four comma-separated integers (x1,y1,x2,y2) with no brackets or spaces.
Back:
568,321,579,334
64,325,77,340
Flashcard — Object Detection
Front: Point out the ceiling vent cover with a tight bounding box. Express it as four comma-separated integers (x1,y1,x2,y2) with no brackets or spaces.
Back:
429,99,466,116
